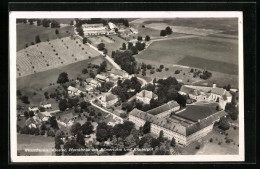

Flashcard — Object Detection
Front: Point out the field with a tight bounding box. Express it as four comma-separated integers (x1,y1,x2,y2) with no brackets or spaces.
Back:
181,126,239,155
17,134,55,156
17,56,111,104
136,36,238,74
17,36,100,77
17,23,75,51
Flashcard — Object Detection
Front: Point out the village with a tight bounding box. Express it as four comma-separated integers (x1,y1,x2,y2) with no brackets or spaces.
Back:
16,18,239,156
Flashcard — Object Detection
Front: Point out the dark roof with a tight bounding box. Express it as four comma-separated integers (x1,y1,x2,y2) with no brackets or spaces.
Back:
130,107,227,137
147,101,179,115
176,103,219,122
180,86,200,96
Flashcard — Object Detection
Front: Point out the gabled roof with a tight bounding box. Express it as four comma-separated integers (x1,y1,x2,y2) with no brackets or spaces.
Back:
101,93,118,102
96,74,107,81
211,87,226,96
180,86,200,96
68,86,78,93
224,91,232,97
90,79,100,85
136,90,158,99
147,101,180,115
85,78,93,83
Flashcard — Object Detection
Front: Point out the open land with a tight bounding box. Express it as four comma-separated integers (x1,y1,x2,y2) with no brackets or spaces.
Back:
17,23,75,51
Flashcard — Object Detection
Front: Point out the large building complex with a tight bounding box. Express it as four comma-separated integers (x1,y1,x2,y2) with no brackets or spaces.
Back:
129,102,227,146
179,84,232,109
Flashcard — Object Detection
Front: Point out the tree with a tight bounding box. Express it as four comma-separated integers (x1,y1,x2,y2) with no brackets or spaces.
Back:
55,130,64,156
35,35,41,44
24,111,29,119
97,43,105,51
51,20,60,28
28,19,34,25
145,35,151,41
57,72,69,84
130,46,138,55
37,19,41,26
128,42,133,49
70,20,74,25
177,94,186,107
226,84,231,91
82,68,88,74
122,43,126,50
125,134,137,149
158,130,164,143
218,117,230,131
76,131,85,147
150,138,160,149
143,121,151,134
83,37,87,44
165,26,172,35
29,111,34,117
96,128,109,142
81,121,93,135
21,96,30,104
103,48,108,55
64,139,86,156
70,122,82,136
171,137,176,147
49,116,59,129
160,30,167,36
137,36,143,41
55,29,59,34
59,99,68,111
78,28,84,37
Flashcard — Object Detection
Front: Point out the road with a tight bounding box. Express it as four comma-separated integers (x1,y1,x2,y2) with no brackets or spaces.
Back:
87,98,124,124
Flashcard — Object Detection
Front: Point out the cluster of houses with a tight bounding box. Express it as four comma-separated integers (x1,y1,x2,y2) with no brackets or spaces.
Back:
178,84,232,109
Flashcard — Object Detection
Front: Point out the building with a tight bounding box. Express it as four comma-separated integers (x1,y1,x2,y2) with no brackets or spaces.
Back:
82,23,108,36
67,86,82,96
147,101,180,118
28,106,39,112
129,102,227,146
40,103,52,109
85,85,94,92
89,79,101,88
96,74,109,83
110,69,129,79
99,93,119,108
136,90,158,104
130,27,138,34
108,22,117,30
179,84,233,109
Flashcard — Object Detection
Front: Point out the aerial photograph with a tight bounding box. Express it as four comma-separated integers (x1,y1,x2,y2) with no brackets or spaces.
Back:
15,17,239,157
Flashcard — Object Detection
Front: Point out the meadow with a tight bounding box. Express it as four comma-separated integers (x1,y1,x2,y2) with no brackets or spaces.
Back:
136,36,238,74
16,23,74,51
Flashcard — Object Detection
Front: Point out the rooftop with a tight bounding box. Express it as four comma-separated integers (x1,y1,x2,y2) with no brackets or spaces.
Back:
96,74,107,81
211,87,226,96
68,86,78,93
100,93,118,102
147,101,180,116
176,103,219,122
136,90,158,99
180,85,201,96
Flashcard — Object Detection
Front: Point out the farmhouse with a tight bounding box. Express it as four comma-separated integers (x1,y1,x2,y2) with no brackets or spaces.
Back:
67,86,82,96
99,93,119,108
147,101,180,118
136,90,158,104
110,69,129,79
130,27,138,34
96,74,109,83
129,102,227,146
40,103,51,109
85,85,94,92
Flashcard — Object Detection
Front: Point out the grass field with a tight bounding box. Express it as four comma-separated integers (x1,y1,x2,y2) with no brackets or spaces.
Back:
142,18,238,36
17,23,74,51
136,36,238,74
17,134,55,156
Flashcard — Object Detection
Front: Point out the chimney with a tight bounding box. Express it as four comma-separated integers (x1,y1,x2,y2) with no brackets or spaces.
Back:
213,83,216,88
